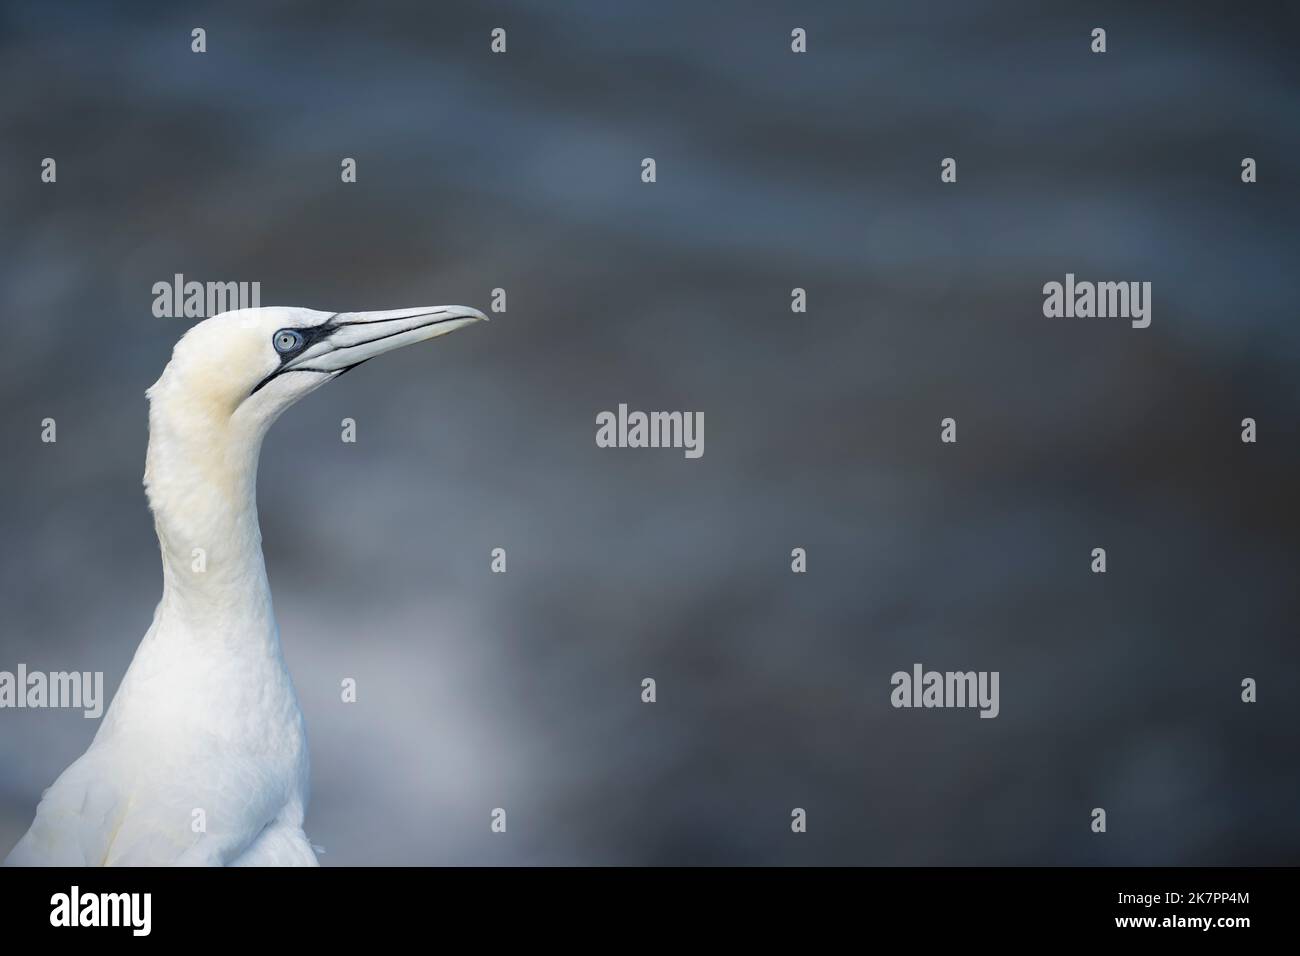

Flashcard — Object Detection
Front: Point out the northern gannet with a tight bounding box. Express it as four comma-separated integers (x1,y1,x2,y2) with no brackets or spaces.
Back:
4,305,487,866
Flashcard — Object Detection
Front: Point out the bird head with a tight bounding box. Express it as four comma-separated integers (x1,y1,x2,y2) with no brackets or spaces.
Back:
148,305,488,432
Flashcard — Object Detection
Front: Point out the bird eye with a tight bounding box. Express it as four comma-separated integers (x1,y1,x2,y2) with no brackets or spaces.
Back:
273,329,304,354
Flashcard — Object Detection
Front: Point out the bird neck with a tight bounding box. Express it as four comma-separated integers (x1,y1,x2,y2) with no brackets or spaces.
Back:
143,395,276,639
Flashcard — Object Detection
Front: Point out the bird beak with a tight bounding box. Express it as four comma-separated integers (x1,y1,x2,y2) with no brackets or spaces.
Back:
288,306,488,375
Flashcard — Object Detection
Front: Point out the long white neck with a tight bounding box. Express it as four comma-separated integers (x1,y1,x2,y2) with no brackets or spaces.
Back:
143,388,277,646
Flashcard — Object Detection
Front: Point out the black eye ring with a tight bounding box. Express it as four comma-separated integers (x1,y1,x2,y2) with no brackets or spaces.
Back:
273,329,304,355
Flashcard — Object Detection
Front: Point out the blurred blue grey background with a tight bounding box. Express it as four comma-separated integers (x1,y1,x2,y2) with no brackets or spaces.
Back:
1,0,1298,865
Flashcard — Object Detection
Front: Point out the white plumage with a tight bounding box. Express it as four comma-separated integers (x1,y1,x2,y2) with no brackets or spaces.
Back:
5,305,486,866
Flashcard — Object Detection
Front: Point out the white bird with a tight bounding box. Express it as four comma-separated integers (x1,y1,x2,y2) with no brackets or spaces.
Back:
4,305,487,866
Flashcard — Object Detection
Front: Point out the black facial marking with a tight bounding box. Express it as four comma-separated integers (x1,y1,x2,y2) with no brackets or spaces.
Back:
274,320,338,362
249,315,341,395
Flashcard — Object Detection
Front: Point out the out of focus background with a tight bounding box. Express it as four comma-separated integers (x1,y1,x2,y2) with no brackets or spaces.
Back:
1,1,1297,865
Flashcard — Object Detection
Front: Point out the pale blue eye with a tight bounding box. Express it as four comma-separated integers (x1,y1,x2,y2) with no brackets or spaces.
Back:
273,329,304,354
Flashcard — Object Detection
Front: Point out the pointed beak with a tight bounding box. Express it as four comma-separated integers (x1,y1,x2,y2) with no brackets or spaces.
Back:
287,306,488,374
